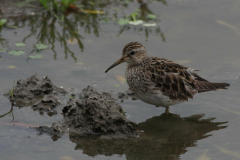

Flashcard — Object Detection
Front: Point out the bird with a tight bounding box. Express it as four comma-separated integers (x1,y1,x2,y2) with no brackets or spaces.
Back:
105,42,230,112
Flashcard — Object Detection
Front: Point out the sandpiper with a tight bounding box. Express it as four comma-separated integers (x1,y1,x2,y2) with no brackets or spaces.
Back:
105,42,230,111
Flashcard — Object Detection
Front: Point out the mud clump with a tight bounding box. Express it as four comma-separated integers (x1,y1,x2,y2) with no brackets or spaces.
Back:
50,86,138,139
7,74,138,138
5,74,67,115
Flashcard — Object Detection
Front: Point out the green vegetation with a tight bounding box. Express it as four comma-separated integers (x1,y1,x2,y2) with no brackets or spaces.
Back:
117,11,157,26
9,50,25,56
131,12,138,22
9,81,15,101
39,0,77,12
15,42,26,47
118,19,129,25
39,0,78,20
34,44,48,50
0,19,7,26
0,0,165,62
0,49,6,52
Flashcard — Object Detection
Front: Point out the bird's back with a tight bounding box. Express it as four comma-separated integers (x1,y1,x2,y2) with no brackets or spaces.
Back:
126,56,230,106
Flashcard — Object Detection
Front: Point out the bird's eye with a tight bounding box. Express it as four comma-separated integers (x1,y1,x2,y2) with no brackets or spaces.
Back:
131,51,135,55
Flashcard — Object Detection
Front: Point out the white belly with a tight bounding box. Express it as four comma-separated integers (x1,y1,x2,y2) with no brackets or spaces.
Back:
135,91,183,107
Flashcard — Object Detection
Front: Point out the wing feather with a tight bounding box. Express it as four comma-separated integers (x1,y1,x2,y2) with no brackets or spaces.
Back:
147,57,230,101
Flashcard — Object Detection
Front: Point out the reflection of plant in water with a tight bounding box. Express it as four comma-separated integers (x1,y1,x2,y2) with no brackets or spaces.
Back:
0,81,15,120
39,0,80,21
0,35,8,49
39,0,77,13
0,0,167,61
0,104,14,120
21,13,86,61
117,2,166,41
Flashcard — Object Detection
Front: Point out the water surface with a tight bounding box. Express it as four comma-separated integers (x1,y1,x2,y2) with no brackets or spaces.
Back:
0,0,240,159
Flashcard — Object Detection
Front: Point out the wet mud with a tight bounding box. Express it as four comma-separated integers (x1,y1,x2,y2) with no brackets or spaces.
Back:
37,86,138,139
5,74,67,116
7,75,138,138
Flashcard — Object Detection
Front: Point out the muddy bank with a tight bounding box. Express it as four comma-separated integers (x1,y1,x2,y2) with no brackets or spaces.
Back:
38,86,138,139
7,74,138,138
5,74,67,116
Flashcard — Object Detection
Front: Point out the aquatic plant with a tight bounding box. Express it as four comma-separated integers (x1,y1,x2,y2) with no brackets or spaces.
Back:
39,0,77,13
9,81,15,101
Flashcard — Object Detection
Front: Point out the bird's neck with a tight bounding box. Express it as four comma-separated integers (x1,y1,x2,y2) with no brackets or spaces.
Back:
127,56,151,69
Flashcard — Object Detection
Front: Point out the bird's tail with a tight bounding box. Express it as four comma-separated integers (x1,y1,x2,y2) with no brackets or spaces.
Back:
195,81,230,93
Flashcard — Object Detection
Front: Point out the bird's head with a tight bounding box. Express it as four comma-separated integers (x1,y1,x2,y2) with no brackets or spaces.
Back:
105,42,148,73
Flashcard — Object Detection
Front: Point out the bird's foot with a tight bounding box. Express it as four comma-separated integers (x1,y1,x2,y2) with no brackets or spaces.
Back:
165,106,170,114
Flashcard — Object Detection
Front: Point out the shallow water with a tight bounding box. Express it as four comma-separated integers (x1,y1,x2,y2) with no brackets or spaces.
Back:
0,0,240,160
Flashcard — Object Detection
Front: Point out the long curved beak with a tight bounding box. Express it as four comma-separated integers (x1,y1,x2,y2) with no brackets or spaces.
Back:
105,57,124,73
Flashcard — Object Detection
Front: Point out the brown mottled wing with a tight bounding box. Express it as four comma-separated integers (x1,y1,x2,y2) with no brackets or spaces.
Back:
147,57,229,101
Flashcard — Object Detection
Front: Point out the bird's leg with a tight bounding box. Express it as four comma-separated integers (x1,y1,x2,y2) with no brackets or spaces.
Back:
165,106,170,114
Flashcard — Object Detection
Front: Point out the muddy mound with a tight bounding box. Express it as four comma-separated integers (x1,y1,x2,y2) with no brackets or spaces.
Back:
5,74,67,115
46,86,138,139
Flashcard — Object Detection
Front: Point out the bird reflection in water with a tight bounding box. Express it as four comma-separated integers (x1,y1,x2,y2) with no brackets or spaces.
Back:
68,112,227,160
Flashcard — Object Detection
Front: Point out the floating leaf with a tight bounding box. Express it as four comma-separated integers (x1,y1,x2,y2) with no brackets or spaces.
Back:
67,38,78,45
124,0,130,4
147,14,157,19
0,19,7,26
143,23,157,27
216,19,240,36
212,144,240,159
7,66,16,69
77,62,84,65
114,84,120,87
34,44,48,50
84,10,104,14
118,18,129,25
129,20,143,25
60,156,75,160
221,107,240,116
0,48,6,52
15,42,26,47
197,149,211,160
7,25,18,29
135,9,141,12
29,54,43,59
115,75,126,84
9,50,25,56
